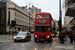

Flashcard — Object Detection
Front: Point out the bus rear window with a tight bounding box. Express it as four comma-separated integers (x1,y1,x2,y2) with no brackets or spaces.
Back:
43,15,49,19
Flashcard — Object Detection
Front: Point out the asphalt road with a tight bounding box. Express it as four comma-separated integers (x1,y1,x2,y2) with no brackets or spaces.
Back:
0,34,54,50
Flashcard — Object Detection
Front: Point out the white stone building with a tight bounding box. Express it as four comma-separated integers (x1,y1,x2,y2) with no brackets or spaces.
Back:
65,0,75,31
0,0,35,33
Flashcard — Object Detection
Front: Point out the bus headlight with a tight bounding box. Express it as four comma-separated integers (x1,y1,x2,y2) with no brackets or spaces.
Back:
35,35,37,37
47,36,49,38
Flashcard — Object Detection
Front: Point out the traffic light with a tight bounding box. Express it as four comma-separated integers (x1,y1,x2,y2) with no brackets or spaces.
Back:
53,21,55,29
54,21,55,25
11,20,16,27
58,20,61,26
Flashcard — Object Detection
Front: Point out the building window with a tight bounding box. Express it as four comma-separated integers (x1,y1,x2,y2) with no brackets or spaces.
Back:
20,15,21,18
15,12,16,16
20,20,21,25
15,18,16,21
17,13,18,17
8,11,10,24
15,5,16,8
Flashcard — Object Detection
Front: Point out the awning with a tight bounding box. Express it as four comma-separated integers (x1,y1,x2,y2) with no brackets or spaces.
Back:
65,8,75,17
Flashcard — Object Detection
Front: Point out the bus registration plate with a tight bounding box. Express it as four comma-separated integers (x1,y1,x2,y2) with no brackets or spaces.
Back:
39,20,46,24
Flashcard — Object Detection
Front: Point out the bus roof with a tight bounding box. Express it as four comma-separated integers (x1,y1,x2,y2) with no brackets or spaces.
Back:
36,12,53,20
36,12,51,15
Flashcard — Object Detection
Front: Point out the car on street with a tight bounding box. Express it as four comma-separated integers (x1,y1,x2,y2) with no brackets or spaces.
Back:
13,31,31,42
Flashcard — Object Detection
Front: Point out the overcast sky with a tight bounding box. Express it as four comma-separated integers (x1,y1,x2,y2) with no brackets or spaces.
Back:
11,0,65,24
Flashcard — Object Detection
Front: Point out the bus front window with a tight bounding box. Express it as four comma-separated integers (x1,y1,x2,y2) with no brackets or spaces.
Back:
35,26,42,32
42,26,51,32
35,26,51,32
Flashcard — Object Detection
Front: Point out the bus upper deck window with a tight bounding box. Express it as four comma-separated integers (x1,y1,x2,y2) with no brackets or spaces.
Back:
43,15,49,19
36,15,42,19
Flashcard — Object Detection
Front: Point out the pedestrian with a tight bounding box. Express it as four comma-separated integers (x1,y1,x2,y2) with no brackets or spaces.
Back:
69,31,74,44
63,31,67,41
9,31,11,35
4,31,6,35
73,30,75,42
14,31,17,35
67,30,70,38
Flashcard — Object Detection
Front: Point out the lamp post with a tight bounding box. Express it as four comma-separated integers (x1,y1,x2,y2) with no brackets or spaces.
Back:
59,0,62,35
59,0,62,43
59,0,64,44
26,3,34,32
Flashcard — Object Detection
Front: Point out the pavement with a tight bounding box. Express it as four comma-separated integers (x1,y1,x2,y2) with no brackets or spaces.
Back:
0,35,13,43
50,37,75,50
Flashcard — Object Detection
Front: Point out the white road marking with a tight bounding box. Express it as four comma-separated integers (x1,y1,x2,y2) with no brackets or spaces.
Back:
8,49,9,50
34,48,37,50
22,44,24,46
7,44,25,50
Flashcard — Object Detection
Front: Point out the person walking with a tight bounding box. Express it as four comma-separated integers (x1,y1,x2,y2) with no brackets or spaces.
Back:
67,30,70,38
63,31,67,41
69,31,74,44
73,30,75,42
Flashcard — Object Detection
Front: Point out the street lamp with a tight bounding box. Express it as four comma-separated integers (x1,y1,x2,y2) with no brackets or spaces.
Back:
59,0,62,35
59,0,64,44
26,3,34,32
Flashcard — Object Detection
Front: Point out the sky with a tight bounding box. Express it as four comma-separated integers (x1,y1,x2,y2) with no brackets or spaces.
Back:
11,0,65,24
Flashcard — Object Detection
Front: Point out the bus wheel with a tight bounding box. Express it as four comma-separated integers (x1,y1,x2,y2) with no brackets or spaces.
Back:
34,39,37,42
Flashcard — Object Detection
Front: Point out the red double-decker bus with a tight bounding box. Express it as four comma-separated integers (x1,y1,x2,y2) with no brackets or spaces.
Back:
34,12,54,42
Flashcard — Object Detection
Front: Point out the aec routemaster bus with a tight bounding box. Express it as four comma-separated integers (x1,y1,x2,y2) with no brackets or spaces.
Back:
34,12,54,42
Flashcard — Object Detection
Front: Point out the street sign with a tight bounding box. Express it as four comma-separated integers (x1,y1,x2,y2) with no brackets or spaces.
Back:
10,26,12,29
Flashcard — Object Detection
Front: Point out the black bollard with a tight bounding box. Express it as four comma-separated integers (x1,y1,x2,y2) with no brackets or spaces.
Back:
61,35,64,44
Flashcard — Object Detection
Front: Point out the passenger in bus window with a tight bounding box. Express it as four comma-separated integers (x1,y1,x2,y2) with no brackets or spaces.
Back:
48,27,50,32
44,27,47,31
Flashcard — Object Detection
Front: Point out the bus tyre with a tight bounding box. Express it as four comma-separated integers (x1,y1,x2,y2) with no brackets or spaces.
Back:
34,39,37,42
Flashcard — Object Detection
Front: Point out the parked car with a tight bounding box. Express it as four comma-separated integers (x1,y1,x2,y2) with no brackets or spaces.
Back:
13,31,31,42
